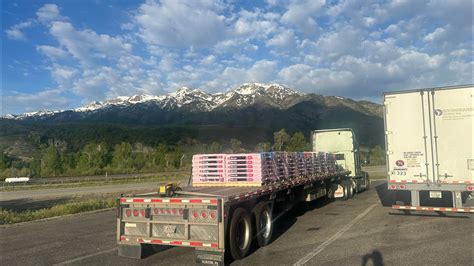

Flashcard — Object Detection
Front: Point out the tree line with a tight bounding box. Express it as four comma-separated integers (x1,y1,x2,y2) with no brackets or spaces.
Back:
1,129,385,178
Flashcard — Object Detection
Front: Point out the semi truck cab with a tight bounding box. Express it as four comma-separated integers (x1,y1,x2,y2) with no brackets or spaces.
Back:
312,128,370,194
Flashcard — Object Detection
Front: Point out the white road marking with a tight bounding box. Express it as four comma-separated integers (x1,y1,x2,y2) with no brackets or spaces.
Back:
294,202,378,266
54,247,117,265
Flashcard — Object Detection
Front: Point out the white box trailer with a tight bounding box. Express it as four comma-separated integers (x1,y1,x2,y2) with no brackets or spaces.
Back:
383,85,474,213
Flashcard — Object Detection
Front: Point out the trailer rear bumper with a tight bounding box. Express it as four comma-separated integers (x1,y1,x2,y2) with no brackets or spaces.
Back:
392,205,474,213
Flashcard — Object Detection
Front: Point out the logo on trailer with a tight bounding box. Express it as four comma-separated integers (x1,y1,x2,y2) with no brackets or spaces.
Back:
395,160,405,167
434,109,443,116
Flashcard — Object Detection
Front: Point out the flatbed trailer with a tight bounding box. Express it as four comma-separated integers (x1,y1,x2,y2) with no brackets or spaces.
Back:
117,170,356,264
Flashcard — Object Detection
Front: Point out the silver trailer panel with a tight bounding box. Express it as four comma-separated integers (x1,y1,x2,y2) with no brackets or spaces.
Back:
384,85,473,191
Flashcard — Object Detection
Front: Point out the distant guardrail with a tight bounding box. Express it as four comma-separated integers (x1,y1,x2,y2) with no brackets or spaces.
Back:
0,171,189,187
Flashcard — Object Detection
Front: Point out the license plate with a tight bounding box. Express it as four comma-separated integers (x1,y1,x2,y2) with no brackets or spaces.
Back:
163,225,177,234
429,191,442,198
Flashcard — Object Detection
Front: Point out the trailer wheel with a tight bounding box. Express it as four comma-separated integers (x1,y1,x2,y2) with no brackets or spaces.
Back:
229,208,253,260
254,203,273,247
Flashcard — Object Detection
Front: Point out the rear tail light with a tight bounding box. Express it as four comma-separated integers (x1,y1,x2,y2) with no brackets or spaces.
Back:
179,208,184,215
193,211,199,219
154,208,159,214
210,211,217,220
141,210,146,217
133,210,139,217
201,211,207,219
125,209,131,217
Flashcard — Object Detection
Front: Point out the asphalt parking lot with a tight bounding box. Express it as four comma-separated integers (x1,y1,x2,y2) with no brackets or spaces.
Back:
1,181,472,265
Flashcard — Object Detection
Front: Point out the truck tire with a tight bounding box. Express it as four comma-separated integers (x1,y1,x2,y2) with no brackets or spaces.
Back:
254,202,273,247
229,208,253,260
349,180,355,198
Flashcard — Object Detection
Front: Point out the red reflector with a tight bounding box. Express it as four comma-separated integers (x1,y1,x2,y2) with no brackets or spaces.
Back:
179,208,184,215
133,210,139,217
125,210,131,217
201,211,207,219
154,208,159,214
399,185,405,189
193,211,199,218
172,209,177,214
210,211,216,219
141,210,146,217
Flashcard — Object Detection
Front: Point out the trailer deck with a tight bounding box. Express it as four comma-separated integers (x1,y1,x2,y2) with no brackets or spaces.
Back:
122,172,349,205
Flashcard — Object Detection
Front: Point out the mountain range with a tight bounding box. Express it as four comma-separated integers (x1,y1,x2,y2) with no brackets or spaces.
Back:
2,83,384,152
5,83,382,120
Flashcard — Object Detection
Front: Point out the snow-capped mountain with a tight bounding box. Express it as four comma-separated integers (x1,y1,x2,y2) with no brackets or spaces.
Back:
4,83,382,120
5,83,303,119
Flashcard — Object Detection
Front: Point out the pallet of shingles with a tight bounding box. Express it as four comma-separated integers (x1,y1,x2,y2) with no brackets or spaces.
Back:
192,152,339,187
225,153,263,183
192,154,226,184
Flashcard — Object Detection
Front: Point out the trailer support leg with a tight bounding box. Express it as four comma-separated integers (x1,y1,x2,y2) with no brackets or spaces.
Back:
452,191,463,208
195,250,225,265
411,190,420,207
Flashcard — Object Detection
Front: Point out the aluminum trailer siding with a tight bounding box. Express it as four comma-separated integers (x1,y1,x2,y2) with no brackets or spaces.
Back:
383,84,474,212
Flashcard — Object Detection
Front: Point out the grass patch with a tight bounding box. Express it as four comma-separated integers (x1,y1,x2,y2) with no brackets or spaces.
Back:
0,174,189,192
0,197,117,225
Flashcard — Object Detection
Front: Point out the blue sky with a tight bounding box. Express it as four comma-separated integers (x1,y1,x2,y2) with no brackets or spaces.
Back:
2,0,473,114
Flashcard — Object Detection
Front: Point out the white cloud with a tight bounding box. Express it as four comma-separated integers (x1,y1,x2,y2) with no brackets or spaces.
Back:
37,4,65,23
281,0,325,35
6,0,474,114
3,89,69,114
267,30,297,50
135,0,228,48
51,65,78,88
36,45,69,60
5,21,32,40
49,21,132,65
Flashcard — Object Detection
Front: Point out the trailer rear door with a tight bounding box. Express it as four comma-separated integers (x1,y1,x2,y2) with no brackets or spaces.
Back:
430,87,473,184
384,86,474,187
384,91,432,183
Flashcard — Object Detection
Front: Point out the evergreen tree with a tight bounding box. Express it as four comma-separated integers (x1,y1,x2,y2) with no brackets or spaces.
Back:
41,145,61,177
273,129,290,151
230,139,242,153
208,142,222,153
288,132,307,151
154,144,168,169
369,145,385,165
255,142,271,152
111,142,134,172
